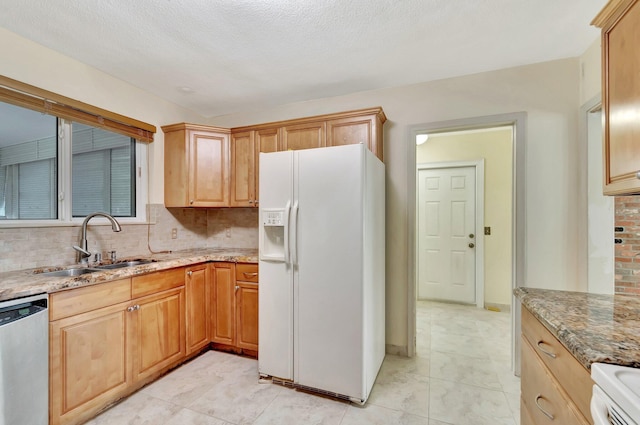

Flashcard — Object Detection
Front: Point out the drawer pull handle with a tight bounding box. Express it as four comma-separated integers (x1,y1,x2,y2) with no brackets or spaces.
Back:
243,272,258,278
536,341,557,359
535,394,554,420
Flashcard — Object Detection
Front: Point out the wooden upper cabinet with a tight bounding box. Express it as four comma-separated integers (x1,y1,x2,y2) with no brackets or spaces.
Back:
230,131,256,207
162,123,230,207
327,112,385,161
593,0,640,195
281,121,326,151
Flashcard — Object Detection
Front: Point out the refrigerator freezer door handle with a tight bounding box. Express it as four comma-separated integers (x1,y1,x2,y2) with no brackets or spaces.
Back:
292,201,299,265
284,201,291,264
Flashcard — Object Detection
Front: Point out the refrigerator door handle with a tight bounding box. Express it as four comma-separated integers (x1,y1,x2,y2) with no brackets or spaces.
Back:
292,201,299,265
284,201,291,264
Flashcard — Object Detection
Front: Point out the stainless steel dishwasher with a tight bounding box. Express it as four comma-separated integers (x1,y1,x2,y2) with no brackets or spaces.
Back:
0,293,48,425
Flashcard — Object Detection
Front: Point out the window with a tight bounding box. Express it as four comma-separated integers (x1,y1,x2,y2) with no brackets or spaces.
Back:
0,102,146,223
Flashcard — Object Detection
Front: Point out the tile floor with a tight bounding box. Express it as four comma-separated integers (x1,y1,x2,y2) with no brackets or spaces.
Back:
86,301,520,425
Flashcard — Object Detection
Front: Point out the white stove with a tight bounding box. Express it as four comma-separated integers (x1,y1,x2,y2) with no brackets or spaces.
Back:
591,363,640,425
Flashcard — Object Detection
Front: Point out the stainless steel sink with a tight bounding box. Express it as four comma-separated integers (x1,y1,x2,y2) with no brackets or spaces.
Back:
94,259,156,270
40,268,100,277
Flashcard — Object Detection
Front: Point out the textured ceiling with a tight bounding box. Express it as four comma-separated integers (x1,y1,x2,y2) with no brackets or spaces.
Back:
0,0,606,117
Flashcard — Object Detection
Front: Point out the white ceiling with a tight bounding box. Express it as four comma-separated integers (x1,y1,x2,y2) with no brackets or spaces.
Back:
0,0,606,118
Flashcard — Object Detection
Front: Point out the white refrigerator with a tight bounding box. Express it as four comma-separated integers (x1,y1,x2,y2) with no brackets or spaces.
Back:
258,143,385,404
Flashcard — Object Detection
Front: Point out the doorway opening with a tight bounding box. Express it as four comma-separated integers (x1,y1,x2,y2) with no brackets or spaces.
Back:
407,112,526,373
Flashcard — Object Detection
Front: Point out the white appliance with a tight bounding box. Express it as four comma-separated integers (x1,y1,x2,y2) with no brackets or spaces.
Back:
258,143,385,404
591,362,640,425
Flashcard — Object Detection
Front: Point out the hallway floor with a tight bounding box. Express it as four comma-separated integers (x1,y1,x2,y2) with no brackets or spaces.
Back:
86,301,519,425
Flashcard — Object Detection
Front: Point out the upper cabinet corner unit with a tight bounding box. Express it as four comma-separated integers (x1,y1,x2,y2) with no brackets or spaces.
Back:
163,123,231,207
593,0,640,195
163,107,386,208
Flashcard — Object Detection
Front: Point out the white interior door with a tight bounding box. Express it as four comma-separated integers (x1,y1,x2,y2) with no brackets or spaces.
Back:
418,166,476,303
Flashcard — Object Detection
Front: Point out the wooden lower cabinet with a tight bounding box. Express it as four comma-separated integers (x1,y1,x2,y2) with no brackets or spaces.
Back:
210,262,259,355
520,308,593,425
49,300,131,425
130,287,186,383
49,270,186,425
211,262,236,345
186,264,210,354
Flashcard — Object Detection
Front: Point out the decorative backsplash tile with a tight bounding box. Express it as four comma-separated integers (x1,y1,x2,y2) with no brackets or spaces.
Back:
614,196,640,296
0,204,259,273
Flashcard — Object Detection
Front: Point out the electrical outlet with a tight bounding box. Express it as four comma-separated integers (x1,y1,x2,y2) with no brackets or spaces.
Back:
225,227,232,238
171,228,178,239
484,227,491,235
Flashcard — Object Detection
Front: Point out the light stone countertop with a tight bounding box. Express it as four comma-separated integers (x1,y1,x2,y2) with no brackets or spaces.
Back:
515,287,640,370
0,248,258,302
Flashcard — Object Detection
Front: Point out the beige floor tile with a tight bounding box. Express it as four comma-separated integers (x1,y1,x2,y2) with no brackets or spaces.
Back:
84,392,182,425
341,404,429,425
380,354,430,377
428,378,516,425
252,388,348,425
430,331,489,358
368,370,429,418
164,408,231,425
429,350,502,390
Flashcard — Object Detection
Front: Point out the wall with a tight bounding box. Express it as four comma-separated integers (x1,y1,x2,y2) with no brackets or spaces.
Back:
580,38,602,105
416,128,513,306
614,197,640,295
209,58,582,352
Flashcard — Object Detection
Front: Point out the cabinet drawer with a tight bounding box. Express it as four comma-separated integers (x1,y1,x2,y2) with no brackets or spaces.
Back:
521,337,588,425
236,263,258,283
132,267,184,298
50,278,131,321
521,308,593,422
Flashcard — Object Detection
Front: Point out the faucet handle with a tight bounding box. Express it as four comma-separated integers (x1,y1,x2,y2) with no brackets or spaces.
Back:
109,250,117,262
94,252,102,263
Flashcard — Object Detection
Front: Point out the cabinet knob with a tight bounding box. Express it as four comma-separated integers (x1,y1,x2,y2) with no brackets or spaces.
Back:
187,271,193,276
636,171,640,180
189,199,194,205
235,285,240,292
127,306,135,312
249,200,254,204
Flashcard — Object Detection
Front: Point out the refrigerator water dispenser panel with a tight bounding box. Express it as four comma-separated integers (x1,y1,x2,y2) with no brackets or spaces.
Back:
260,208,287,261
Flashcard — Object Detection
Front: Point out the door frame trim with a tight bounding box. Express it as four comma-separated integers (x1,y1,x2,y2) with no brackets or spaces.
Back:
416,160,485,308
406,112,526,374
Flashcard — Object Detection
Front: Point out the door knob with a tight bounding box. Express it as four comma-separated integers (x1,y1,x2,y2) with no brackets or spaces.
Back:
469,243,475,248
469,233,475,239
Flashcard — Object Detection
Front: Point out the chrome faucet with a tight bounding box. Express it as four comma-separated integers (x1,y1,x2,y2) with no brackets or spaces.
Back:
72,212,122,264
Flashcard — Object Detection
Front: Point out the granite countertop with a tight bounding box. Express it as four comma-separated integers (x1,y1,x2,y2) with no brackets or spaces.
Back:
515,287,640,370
0,248,258,302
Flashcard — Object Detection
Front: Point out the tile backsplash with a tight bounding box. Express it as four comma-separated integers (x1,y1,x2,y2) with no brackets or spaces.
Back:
0,204,259,273
615,196,640,296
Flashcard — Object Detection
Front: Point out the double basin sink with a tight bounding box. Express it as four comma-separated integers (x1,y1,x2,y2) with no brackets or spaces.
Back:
40,259,156,277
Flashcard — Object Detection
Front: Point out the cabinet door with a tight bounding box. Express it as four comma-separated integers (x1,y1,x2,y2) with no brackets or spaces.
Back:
50,301,131,425
602,1,640,195
211,262,236,345
188,130,230,206
327,115,384,160
236,282,259,351
230,131,256,207
281,121,326,151
186,264,210,354
255,128,280,206
131,287,186,383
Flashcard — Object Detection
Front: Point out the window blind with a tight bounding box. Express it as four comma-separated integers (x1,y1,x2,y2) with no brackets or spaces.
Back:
0,75,155,143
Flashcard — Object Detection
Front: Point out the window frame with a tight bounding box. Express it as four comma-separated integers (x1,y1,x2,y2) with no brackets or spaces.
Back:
0,118,148,228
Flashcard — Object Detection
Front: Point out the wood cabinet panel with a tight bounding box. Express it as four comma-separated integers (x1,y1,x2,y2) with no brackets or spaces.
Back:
521,337,588,425
50,278,131,321
162,123,230,207
131,267,184,298
236,282,258,351
256,128,279,153
189,130,230,206
186,264,210,354
594,0,640,194
521,308,593,422
281,121,326,151
211,262,236,345
327,114,384,161
131,287,186,383
230,130,256,207
50,300,131,425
